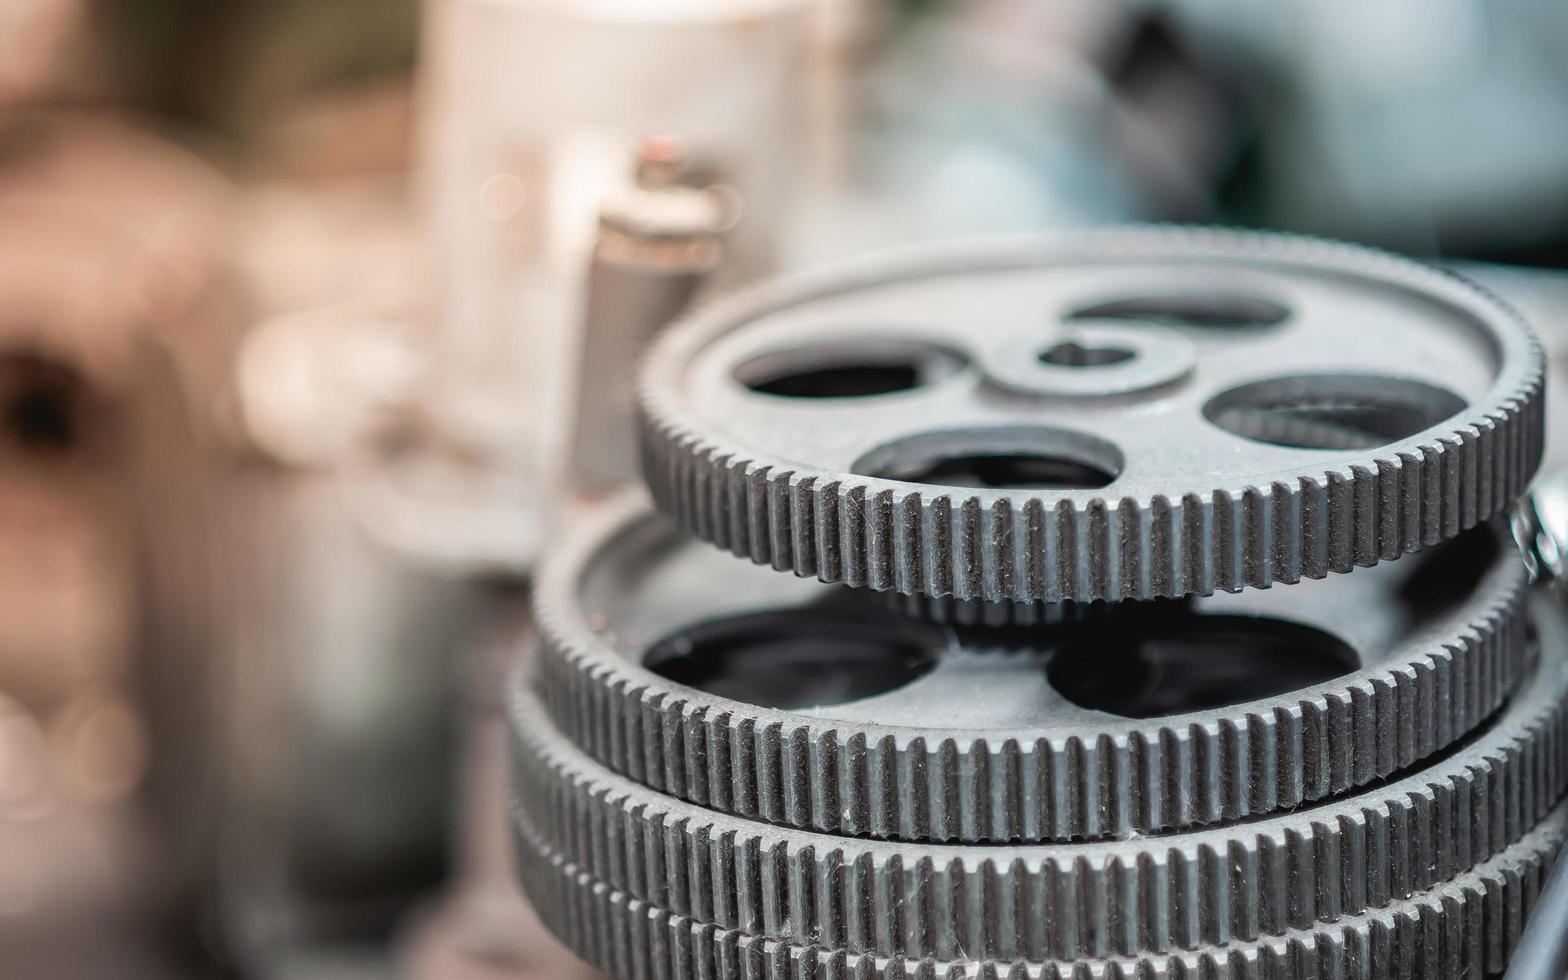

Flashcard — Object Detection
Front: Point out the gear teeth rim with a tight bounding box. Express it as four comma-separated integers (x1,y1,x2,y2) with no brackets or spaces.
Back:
512,794,1567,980
635,227,1547,605
534,499,1531,843
511,635,1568,962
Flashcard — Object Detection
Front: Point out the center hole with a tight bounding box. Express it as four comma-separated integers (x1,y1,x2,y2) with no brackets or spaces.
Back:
643,609,940,710
1038,341,1136,369
1046,612,1358,718
852,426,1124,492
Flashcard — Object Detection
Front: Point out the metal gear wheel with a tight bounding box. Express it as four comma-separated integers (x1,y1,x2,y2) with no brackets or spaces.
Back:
533,497,1529,843
513,227,1564,980
511,799,1567,980
512,622,1567,961
636,228,1545,604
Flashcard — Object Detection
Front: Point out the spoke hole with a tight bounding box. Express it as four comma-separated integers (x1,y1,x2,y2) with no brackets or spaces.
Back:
1066,291,1289,330
1047,613,1358,718
853,426,1122,490
735,340,965,400
1203,373,1467,451
643,610,940,710
1038,342,1135,368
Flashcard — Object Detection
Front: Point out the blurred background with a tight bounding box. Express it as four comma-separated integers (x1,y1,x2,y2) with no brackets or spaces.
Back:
1,1,1566,977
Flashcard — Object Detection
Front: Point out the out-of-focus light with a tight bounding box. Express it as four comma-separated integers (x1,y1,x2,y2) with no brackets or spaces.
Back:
49,690,146,806
0,704,50,820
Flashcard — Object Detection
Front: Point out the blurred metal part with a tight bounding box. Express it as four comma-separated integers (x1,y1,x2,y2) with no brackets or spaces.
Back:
1506,470,1568,980
236,304,426,469
415,0,811,569
398,599,604,980
1451,263,1568,472
1161,0,1568,255
568,138,725,498
213,466,483,974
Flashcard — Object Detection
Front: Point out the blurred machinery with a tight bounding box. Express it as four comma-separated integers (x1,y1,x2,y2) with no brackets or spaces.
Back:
0,108,236,977
4,2,1568,980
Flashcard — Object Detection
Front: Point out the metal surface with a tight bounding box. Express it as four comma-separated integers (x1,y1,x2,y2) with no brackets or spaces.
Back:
512,629,1567,960
511,535,1568,978
513,806,1566,980
637,228,1545,603
1501,474,1568,980
511,229,1565,979
532,498,1527,843
567,141,725,498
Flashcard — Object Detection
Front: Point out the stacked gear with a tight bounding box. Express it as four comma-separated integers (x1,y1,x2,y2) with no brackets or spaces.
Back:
509,228,1563,979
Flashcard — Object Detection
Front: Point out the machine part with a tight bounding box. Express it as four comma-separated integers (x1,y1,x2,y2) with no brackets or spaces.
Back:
511,621,1567,961
1505,846,1568,980
532,498,1527,843
567,138,726,498
235,304,426,469
637,229,1544,604
511,801,1565,980
418,0,808,523
1500,470,1568,980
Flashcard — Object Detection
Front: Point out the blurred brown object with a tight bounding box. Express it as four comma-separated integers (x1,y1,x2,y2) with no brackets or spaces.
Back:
0,109,239,975
0,0,106,108
92,0,418,141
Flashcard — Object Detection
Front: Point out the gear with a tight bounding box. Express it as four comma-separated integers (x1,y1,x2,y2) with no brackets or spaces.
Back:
511,799,1566,980
636,228,1544,604
533,498,1529,843
515,227,1562,980
512,623,1567,961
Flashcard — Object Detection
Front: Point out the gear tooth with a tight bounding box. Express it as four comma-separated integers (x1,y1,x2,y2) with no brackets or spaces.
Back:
813,482,844,584
1395,450,1423,554
1179,492,1208,596
864,489,895,592
1240,486,1269,589
925,496,953,599
1148,495,1175,597
1324,470,1353,572
1433,439,1460,543
725,458,751,559
838,484,869,589
1295,476,1325,580
1375,456,1404,560
955,497,983,602
989,498,1017,602
660,695,688,796
1117,497,1147,600
1021,498,1047,602
731,717,758,818
1345,464,1376,566
698,444,725,550
790,475,818,578
764,469,793,573
1270,481,1301,585
868,734,895,840
994,738,1022,843
901,738,930,841
1053,499,1078,603
1210,490,1239,592
1086,500,1115,602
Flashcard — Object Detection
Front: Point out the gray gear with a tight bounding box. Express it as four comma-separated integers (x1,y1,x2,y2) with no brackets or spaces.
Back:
511,621,1568,962
511,797,1566,980
533,498,1529,843
637,228,1544,604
